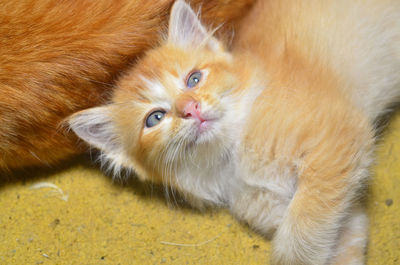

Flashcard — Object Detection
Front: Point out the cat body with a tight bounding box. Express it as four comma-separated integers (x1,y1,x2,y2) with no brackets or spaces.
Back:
69,0,400,264
0,0,254,171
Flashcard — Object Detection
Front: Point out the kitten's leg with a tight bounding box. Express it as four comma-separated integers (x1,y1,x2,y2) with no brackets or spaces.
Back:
231,160,298,237
271,171,368,265
231,184,292,237
331,205,368,265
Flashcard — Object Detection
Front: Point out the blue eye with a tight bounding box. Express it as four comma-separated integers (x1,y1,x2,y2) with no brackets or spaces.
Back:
145,110,166,128
186,71,202,88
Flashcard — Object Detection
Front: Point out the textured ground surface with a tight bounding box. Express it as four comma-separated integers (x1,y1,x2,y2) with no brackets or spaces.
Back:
1,111,399,265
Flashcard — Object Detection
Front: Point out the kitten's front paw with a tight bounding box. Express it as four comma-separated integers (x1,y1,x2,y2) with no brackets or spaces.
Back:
271,238,320,265
271,219,333,265
271,231,305,265
271,243,308,265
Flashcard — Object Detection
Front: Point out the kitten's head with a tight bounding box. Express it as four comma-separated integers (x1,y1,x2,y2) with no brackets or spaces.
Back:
68,0,258,188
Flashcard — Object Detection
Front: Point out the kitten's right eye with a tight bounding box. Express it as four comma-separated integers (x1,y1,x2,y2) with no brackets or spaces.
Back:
145,110,166,128
186,71,202,89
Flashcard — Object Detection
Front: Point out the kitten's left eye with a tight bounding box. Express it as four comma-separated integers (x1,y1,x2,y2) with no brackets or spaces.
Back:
145,110,166,128
186,71,202,88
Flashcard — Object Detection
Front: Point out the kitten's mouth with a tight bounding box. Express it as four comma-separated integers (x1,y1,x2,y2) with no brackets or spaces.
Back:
198,119,215,132
183,106,222,145
191,117,219,144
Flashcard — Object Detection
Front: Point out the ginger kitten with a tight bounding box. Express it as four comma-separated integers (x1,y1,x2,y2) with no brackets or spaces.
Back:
69,0,400,264
0,0,254,171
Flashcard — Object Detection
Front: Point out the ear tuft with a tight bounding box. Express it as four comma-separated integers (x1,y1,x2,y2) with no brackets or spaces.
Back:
68,106,121,154
68,106,148,179
168,0,221,51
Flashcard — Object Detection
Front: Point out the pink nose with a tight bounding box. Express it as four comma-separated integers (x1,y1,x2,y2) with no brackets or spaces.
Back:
182,101,204,122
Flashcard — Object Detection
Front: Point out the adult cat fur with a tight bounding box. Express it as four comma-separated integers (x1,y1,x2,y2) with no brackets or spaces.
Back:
69,0,400,264
0,0,254,171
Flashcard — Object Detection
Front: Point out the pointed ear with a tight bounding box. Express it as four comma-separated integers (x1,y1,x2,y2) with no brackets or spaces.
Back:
168,0,222,51
68,106,122,154
68,106,149,179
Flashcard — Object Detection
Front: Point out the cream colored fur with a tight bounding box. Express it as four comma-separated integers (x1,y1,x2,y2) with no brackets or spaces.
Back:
69,0,400,264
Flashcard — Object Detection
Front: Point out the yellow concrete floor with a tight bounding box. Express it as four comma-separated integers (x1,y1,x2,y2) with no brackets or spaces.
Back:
1,112,399,265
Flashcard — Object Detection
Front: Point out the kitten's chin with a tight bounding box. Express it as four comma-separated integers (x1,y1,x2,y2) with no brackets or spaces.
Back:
192,119,220,145
199,120,213,133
